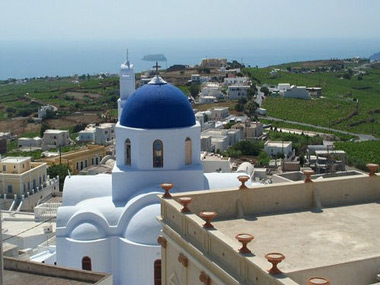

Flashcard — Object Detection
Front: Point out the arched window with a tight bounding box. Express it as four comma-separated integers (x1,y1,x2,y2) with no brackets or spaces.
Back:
185,137,192,165
125,139,131,165
153,140,163,168
82,256,92,271
154,259,161,285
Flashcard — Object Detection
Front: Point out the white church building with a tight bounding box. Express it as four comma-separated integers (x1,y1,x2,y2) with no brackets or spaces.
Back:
56,59,253,284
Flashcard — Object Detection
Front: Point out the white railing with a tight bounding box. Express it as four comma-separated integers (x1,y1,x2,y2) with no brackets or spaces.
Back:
34,202,61,222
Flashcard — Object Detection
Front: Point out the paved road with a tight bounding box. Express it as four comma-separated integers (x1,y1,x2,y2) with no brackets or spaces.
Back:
263,116,378,142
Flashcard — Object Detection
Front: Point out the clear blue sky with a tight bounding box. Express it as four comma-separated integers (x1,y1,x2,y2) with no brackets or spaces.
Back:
1,0,380,41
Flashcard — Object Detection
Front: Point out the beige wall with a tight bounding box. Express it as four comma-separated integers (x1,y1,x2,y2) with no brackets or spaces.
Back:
288,256,380,285
42,145,106,174
0,159,31,174
170,174,378,219
0,162,47,198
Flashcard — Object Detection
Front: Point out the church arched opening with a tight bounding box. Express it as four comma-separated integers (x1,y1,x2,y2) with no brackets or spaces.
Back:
153,140,163,168
82,256,92,271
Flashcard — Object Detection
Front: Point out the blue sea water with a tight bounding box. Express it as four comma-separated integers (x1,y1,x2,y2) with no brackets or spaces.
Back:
1,38,380,79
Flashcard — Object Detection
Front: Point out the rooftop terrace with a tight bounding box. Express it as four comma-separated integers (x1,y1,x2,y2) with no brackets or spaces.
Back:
160,165,380,284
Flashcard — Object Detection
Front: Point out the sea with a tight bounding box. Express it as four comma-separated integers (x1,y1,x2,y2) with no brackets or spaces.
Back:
1,38,380,80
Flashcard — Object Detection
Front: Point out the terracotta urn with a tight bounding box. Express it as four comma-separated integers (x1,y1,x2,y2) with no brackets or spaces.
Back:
157,236,167,248
303,169,314,183
199,211,217,228
367,163,379,176
238,175,250,189
308,277,330,285
235,233,254,254
178,253,188,267
265,252,285,275
161,183,174,198
178,197,192,213
199,271,211,285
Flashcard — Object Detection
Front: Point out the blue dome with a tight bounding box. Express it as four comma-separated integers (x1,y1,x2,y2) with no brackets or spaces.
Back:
120,81,195,129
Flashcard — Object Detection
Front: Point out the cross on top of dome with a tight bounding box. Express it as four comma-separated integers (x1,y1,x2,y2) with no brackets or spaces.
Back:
153,61,161,76
148,61,166,85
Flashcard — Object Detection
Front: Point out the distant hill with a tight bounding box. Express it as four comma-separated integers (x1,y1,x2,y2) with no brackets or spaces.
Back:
369,51,380,61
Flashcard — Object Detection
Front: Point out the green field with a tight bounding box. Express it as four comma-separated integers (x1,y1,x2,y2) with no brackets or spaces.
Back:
0,76,119,119
244,62,380,137
260,119,356,141
335,141,380,171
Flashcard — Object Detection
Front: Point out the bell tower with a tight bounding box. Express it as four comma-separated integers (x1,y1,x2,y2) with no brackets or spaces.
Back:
118,50,135,121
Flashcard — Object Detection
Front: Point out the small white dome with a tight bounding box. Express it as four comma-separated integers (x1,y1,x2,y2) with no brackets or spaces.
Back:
70,223,106,241
124,204,161,245
236,162,254,177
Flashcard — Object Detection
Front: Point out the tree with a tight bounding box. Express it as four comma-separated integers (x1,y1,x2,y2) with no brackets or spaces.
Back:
72,123,87,133
235,98,247,113
189,84,200,98
226,140,263,156
260,86,270,96
226,60,245,69
247,84,257,99
40,123,50,137
258,151,270,165
45,109,56,120
47,163,71,191
343,73,351,80
244,101,258,117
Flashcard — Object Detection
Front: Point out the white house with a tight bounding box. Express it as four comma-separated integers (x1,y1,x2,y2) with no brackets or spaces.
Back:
18,137,42,148
42,130,70,150
201,128,242,152
200,83,224,100
264,141,293,159
199,96,216,104
201,152,232,173
284,85,311,100
38,105,54,119
56,59,254,285
190,74,200,83
78,126,96,142
277,83,291,92
223,77,249,86
95,123,115,145
210,107,229,120
200,135,213,152
227,85,249,100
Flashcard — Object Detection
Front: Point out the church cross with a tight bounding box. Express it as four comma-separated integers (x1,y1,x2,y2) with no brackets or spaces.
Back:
153,61,161,76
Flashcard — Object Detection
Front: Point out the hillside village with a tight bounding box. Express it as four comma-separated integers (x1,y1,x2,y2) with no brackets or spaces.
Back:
0,56,380,284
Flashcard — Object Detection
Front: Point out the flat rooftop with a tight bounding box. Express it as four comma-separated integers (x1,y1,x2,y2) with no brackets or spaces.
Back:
45,129,68,134
315,150,346,155
1,157,30,163
214,202,380,272
2,211,56,245
4,257,111,285
265,141,292,147
4,269,94,285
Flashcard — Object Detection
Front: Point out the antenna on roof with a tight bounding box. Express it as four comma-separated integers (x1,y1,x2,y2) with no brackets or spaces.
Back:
126,49,129,61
